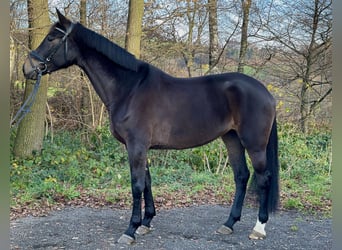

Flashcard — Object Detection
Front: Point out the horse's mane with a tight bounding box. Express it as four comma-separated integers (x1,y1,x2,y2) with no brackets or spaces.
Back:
74,23,138,72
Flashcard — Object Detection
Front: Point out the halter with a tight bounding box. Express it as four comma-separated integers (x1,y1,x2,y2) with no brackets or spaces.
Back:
28,22,75,75
11,23,75,128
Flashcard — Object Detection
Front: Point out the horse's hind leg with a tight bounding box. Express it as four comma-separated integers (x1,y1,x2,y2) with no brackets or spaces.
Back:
217,130,250,234
247,149,269,239
136,163,156,235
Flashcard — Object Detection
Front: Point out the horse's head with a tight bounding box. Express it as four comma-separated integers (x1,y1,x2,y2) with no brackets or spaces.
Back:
23,9,78,80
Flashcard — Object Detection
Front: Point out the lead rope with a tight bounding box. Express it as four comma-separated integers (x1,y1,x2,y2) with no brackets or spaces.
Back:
10,71,42,128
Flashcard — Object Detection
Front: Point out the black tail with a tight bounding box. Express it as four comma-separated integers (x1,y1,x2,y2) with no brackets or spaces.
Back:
250,117,279,213
266,117,279,212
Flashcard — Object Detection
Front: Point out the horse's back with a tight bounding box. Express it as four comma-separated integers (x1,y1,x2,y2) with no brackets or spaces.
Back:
141,69,275,149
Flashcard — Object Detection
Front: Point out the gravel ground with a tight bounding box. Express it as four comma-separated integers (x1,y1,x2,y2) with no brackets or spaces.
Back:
10,205,332,250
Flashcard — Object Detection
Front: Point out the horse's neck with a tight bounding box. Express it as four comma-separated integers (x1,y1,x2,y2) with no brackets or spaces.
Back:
76,52,133,109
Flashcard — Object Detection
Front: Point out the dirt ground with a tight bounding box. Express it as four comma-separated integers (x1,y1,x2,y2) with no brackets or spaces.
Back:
10,205,332,250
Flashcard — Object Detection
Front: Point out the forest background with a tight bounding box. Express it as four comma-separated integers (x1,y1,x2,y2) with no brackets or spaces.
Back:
9,0,332,218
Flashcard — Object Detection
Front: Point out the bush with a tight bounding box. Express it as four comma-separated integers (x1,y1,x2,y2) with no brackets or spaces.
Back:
10,122,332,214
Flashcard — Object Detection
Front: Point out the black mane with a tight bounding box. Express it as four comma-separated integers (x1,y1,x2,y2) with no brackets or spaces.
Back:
74,23,138,72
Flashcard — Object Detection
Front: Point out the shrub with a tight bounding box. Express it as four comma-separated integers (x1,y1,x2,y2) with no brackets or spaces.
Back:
10,122,332,214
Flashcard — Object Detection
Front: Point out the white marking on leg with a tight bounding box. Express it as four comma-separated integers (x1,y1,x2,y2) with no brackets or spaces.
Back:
253,219,266,236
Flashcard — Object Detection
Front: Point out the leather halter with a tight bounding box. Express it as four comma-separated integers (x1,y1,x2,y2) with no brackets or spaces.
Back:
28,22,75,74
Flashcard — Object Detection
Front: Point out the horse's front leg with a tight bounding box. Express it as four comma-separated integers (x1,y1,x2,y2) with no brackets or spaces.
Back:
136,163,156,235
117,143,148,244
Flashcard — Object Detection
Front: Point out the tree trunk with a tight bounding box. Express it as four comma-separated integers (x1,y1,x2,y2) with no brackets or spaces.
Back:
237,0,251,73
10,36,16,83
80,0,86,25
13,0,50,157
79,0,93,129
125,0,144,59
183,0,197,77
299,83,309,134
299,0,320,134
208,0,219,73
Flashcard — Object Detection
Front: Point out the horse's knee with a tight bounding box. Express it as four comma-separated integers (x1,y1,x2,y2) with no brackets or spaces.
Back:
130,168,147,196
132,179,145,198
235,170,250,186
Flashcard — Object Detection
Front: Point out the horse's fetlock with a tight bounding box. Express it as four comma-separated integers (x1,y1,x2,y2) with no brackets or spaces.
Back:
258,214,268,224
131,217,142,228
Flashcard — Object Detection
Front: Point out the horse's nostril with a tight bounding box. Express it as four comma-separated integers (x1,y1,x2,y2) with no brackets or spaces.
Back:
23,60,37,80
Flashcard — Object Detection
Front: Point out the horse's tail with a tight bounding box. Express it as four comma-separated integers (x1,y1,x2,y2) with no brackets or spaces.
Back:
250,117,280,213
266,117,280,212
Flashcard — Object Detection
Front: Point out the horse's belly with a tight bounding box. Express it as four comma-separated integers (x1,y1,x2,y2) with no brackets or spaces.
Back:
151,117,230,150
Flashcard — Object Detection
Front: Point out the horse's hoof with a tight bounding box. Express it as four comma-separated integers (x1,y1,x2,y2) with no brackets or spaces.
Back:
136,225,151,235
117,234,135,244
249,229,266,240
216,225,233,235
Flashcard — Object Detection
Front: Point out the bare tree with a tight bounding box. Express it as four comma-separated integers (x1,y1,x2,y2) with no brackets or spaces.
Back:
13,0,51,157
180,0,208,77
80,0,86,24
78,0,93,130
237,0,251,73
207,0,219,72
258,0,332,132
125,0,144,58
9,0,332,133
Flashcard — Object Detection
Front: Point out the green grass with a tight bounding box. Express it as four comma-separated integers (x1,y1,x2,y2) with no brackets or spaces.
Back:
277,123,332,214
10,123,332,216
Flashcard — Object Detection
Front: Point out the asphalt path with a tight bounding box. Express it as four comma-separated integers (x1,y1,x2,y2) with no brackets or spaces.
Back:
10,205,332,250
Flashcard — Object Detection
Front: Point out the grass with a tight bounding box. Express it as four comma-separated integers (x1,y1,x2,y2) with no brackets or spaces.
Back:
277,124,332,214
10,122,332,217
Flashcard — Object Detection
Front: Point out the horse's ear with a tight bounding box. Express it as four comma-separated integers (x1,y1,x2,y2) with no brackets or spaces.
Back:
56,8,71,27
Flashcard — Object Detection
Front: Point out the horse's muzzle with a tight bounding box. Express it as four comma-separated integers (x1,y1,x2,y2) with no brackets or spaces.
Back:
23,61,36,80
22,57,47,80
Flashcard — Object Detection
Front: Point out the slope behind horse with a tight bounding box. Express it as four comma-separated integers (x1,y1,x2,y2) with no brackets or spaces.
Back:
23,10,279,244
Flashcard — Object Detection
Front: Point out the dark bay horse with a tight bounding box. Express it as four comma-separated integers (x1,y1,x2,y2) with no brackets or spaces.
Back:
23,10,279,244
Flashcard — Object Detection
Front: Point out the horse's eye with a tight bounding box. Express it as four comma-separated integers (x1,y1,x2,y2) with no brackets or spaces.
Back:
47,35,55,41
